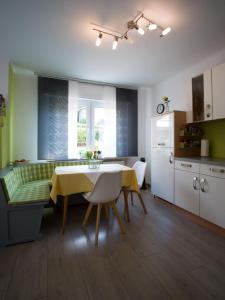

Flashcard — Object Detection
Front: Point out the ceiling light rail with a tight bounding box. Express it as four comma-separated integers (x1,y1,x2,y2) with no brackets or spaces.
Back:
92,11,171,50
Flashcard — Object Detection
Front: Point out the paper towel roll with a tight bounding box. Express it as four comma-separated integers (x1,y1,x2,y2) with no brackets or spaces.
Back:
201,139,209,157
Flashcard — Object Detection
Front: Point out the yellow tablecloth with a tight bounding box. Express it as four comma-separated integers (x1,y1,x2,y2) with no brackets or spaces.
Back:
50,164,139,203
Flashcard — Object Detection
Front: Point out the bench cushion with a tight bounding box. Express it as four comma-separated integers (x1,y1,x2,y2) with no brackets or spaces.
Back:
9,179,51,204
21,163,55,183
3,168,23,200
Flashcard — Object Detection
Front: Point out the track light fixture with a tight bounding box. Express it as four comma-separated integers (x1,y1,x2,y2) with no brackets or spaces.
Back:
95,32,103,47
112,37,118,50
161,27,171,37
137,26,145,35
148,23,157,31
92,11,171,50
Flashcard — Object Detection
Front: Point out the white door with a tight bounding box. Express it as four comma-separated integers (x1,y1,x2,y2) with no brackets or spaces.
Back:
151,148,174,203
175,170,199,214
212,62,225,120
151,113,174,148
200,175,225,228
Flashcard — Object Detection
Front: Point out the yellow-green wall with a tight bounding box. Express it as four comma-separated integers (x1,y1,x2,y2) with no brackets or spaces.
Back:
0,64,15,168
201,119,225,158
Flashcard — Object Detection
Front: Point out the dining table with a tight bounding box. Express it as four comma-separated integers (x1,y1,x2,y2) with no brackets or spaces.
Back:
50,163,139,232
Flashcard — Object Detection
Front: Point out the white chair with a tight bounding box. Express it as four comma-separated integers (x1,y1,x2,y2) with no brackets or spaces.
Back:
82,171,125,246
123,161,148,222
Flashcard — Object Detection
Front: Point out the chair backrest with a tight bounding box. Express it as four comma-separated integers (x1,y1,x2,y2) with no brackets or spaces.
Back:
87,171,122,203
132,161,147,188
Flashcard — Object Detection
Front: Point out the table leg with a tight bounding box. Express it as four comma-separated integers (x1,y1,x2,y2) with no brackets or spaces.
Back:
123,188,130,222
62,196,69,234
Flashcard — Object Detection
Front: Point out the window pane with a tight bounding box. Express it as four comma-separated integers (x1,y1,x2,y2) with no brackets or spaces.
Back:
77,106,87,155
94,107,104,150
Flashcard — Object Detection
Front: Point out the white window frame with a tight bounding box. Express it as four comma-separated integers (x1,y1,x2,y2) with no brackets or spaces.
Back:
77,98,104,151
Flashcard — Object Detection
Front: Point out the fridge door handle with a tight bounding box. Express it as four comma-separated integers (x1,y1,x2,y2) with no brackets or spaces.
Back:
169,152,174,164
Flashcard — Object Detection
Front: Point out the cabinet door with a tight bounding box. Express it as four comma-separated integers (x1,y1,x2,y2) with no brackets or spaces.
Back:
200,175,225,228
151,148,174,203
151,113,174,148
192,71,212,122
212,62,225,120
175,170,199,214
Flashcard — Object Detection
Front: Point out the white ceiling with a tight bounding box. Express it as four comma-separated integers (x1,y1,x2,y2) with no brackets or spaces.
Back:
1,0,225,88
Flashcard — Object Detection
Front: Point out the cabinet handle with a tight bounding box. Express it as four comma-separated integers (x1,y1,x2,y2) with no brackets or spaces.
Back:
200,178,206,192
158,142,166,146
181,163,192,168
209,167,225,174
169,152,173,164
193,177,199,190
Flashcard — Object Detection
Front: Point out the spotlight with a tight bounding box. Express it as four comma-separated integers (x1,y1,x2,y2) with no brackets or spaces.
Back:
96,32,103,46
161,27,171,37
112,37,118,50
148,23,157,30
137,26,145,35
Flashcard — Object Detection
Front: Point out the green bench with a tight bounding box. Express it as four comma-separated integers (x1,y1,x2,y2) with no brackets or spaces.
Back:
0,161,89,246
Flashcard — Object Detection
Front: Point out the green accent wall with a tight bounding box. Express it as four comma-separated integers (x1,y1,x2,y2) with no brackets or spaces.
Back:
0,64,15,168
200,119,225,158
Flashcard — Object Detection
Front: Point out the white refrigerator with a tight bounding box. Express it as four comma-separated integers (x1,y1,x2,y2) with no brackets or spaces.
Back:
151,113,174,203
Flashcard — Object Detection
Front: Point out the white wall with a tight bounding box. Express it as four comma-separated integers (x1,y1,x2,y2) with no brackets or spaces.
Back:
14,69,37,161
138,87,153,184
152,46,225,122
0,56,9,98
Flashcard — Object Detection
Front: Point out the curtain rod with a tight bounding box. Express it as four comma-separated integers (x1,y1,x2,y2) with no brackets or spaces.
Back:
34,72,137,90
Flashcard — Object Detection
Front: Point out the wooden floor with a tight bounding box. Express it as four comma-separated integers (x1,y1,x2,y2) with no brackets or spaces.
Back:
1,190,225,300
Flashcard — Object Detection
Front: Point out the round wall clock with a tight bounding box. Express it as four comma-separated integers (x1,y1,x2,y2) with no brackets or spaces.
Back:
156,103,165,114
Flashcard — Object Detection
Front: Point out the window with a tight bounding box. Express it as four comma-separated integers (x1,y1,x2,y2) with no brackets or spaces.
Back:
68,81,117,159
38,79,137,160
76,99,104,158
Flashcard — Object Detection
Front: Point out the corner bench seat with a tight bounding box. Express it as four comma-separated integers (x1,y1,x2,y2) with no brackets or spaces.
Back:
0,160,89,246
9,179,51,204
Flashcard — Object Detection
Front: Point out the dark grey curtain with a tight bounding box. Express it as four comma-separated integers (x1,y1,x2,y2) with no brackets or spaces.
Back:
116,88,138,156
38,77,68,160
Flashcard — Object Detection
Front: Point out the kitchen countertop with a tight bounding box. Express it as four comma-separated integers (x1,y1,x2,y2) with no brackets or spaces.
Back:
175,156,225,167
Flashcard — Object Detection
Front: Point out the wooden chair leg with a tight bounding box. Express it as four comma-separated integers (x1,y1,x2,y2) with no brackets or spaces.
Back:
136,191,148,214
104,204,109,219
62,196,69,234
95,204,102,246
130,191,134,206
111,201,125,234
123,189,130,222
82,203,93,228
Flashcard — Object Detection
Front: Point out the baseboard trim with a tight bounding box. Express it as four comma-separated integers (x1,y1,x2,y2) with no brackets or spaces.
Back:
154,196,225,238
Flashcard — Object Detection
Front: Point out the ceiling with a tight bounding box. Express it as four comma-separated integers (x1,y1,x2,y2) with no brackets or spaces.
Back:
1,0,225,88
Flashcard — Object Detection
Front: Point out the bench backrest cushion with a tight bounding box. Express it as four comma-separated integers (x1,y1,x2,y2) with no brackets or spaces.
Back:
21,163,55,183
2,168,23,201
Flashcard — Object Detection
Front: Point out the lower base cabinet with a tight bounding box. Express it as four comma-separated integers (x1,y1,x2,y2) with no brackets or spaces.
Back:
175,160,225,229
175,169,199,214
200,174,225,229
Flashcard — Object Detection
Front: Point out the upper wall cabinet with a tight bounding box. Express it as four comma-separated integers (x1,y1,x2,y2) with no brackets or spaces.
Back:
212,62,225,120
192,70,212,122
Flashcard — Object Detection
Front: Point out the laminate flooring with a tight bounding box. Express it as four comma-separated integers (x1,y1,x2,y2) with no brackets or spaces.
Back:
1,190,225,300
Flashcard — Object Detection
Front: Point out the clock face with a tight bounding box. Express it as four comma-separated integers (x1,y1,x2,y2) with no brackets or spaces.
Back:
157,103,165,114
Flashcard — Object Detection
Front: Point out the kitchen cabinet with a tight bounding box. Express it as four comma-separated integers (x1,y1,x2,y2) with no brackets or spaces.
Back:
175,161,199,214
199,164,225,228
192,70,212,122
174,159,225,229
212,62,225,120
